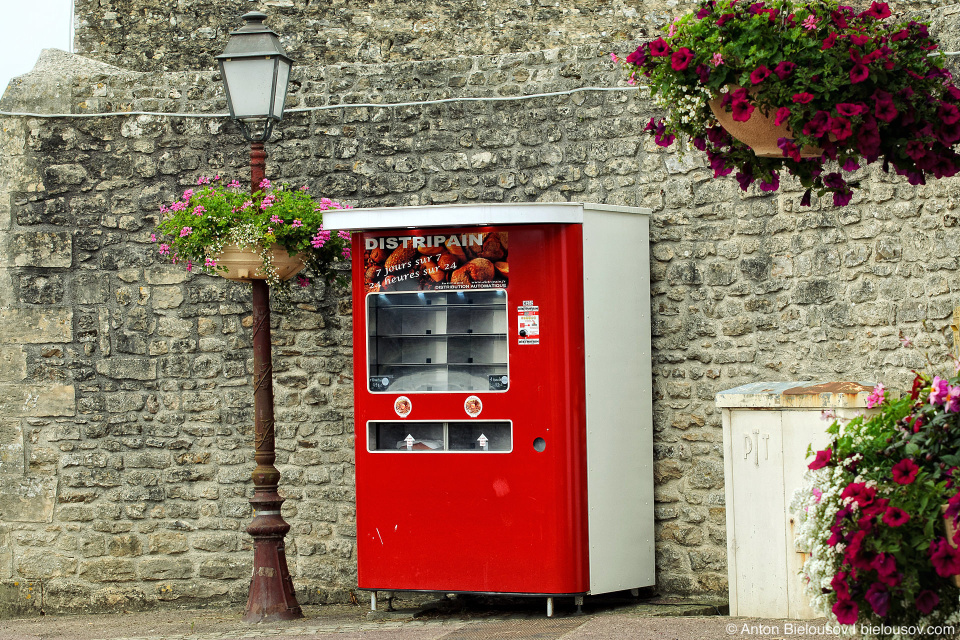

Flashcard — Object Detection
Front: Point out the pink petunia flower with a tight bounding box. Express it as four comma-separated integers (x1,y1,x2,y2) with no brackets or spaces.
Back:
802,14,817,30
179,227,192,237
712,52,724,67
866,382,885,408
931,376,950,405
947,385,960,413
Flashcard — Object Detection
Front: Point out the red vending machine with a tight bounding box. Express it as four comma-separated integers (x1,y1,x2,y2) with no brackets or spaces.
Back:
324,203,655,613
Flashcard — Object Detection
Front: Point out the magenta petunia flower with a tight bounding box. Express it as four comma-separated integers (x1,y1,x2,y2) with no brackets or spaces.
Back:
625,45,647,66
833,190,853,207
750,65,771,84
861,1,892,19
930,537,960,577
864,584,889,617
916,590,940,615
793,92,814,104
671,48,694,71
874,100,897,123
939,103,960,125
717,13,735,26
836,103,865,116
773,61,796,79
829,116,853,140
649,38,670,57
830,572,850,599
883,506,910,527
892,459,919,485
774,107,791,127
832,598,858,625
808,448,832,470
822,32,838,50
803,111,830,137
842,158,860,171
850,64,869,83
850,34,871,46
759,172,779,192
731,99,755,122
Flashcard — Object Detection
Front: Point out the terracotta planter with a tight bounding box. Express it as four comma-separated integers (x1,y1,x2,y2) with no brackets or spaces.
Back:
709,94,822,159
214,243,306,282
943,505,960,588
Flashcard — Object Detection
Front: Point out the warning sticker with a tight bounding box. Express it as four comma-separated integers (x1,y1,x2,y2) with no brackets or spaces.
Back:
517,300,539,345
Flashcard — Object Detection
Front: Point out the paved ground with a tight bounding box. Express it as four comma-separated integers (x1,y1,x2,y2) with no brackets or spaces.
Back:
0,594,849,640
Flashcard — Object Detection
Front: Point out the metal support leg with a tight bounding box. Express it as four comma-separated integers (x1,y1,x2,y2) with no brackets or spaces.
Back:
546,597,554,617
630,588,640,597
371,591,377,612
385,591,395,611
574,596,583,615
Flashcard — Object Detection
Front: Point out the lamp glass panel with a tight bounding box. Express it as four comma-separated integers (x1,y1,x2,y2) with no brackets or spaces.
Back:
272,60,291,120
222,57,277,119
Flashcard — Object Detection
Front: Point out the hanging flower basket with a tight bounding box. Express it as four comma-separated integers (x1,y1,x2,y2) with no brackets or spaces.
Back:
618,0,960,207
152,176,353,304
214,243,307,282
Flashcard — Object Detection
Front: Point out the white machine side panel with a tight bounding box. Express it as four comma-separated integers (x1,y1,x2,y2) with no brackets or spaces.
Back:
582,208,655,594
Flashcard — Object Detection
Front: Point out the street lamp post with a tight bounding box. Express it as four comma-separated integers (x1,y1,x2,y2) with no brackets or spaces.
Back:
216,12,302,623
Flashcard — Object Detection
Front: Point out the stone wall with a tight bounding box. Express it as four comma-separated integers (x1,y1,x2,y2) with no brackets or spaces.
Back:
72,0,943,73
1,1,960,616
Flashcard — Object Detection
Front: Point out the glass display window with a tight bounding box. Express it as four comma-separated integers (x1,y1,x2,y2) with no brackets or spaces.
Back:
366,290,508,393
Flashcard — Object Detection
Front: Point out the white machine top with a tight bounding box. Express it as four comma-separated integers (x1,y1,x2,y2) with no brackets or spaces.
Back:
321,202,650,231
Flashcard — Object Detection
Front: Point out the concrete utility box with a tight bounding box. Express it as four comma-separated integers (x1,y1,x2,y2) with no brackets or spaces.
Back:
715,381,877,619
